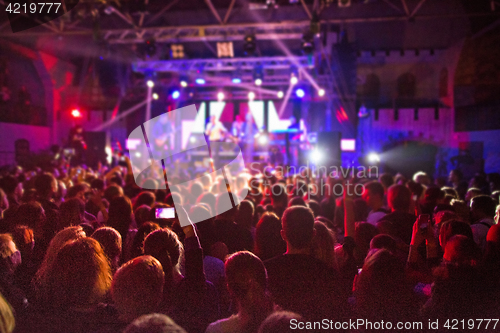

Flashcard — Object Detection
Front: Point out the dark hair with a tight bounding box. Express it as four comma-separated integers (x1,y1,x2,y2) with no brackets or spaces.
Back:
225,251,267,300
190,182,203,201
104,185,123,203
0,175,18,195
364,181,385,199
66,183,89,199
258,311,303,333
282,206,314,249
58,198,85,229
270,184,287,206
91,227,122,264
254,212,286,261
134,205,152,229
34,173,57,198
288,196,306,208
387,184,411,212
439,220,473,250
133,192,156,211
129,222,161,260
90,179,105,191
14,201,45,230
107,196,133,242
378,173,394,189
471,195,496,217
236,200,254,229
124,313,187,333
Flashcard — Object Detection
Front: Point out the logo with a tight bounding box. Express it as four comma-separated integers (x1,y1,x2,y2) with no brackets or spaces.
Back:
127,104,248,227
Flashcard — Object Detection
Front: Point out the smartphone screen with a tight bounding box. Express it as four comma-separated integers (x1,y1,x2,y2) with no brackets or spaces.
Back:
156,207,175,219
419,214,430,232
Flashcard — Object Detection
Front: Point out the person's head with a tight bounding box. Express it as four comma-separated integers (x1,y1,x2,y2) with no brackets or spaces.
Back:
281,206,315,251
370,234,397,254
104,184,124,203
189,182,203,202
58,198,85,229
107,196,133,239
11,225,34,259
112,256,164,322
0,234,21,274
124,313,187,333
254,212,286,261
413,171,430,185
66,183,90,201
14,201,45,231
42,238,112,309
235,200,254,229
470,195,496,222
378,173,394,191
0,293,15,333
465,187,482,203
387,184,411,212
133,192,156,211
443,235,481,266
225,251,267,309
355,249,408,319
35,226,86,286
0,175,19,196
311,221,336,268
215,193,239,220
258,311,302,333
130,222,161,260
197,192,216,216
34,173,57,199
144,229,183,279
91,227,122,271
362,181,385,210
439,220,473,251
134,205,152,229
449,169,463,183
270,184,287,209
287,196,306,208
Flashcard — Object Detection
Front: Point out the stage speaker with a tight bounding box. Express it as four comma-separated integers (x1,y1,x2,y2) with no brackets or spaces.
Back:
317,131,341,167
85,131,107,169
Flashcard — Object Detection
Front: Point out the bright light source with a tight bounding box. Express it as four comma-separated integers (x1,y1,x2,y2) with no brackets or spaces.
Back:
172,90,180,99
310,149,322,164
290,76,298,85
189,136,196,143
195,78,206,85
258,134,268,145
146,80,154,88
180,80,188,87
295,88,305,98
232,78,242,84
152,93,159,100
255,78,262,86
248,91,256,100
217,92,225,101
277,91,284,98
71,109,81,118
318,88,325,97
135,152,142,158
367,152,380,163
340,139,356,152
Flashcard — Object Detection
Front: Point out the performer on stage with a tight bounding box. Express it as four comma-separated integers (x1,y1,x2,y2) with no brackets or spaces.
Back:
68,124,86,166
231,115,244,142
205,115,228,169
205,115,228,141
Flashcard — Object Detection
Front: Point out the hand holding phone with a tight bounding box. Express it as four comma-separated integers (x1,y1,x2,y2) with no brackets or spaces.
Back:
155,207,176,219
419,214,430,233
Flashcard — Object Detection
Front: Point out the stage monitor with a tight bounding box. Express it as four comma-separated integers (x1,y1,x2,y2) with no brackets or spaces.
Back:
341,139,356,152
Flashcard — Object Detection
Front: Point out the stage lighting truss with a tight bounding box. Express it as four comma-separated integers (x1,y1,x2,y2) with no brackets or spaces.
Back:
244,34,257,55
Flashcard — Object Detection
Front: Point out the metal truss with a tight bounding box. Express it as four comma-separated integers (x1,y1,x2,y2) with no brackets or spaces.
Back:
104,21,310,44
132,56,313,73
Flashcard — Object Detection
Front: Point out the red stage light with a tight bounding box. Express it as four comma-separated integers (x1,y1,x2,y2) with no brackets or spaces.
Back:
71,109,82,118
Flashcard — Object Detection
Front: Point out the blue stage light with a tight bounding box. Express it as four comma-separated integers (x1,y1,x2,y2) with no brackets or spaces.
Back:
232,78,242,84
172,90,180,99
295,88,305,98
195,78,206,85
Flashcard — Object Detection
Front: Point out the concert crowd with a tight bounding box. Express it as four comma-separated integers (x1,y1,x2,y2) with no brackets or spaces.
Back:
0,155,499,333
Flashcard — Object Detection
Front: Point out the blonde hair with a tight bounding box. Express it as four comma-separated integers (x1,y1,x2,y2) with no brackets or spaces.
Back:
33,226,86,292
312,221,336,269
0,293,15,333
41,237,112,309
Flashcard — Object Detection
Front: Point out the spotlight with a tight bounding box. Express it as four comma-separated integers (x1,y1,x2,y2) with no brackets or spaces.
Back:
180,80,188,87
290,75,298,85
277,91,284,98
310,149,322,164
170,44,185,59
147,80,154,88
217,92,225,101
189,136,196,143
367,152,380,163
172,90,180,99
244,34,256,56
318,88,325,97
248,91,256,100
258,133,268,145
295,88,305,98
71,109,82,118
152,93,159,100
232,78,241,84
255,78,262,86
195,78,206,85
253,64,264,86
301,31,315,54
